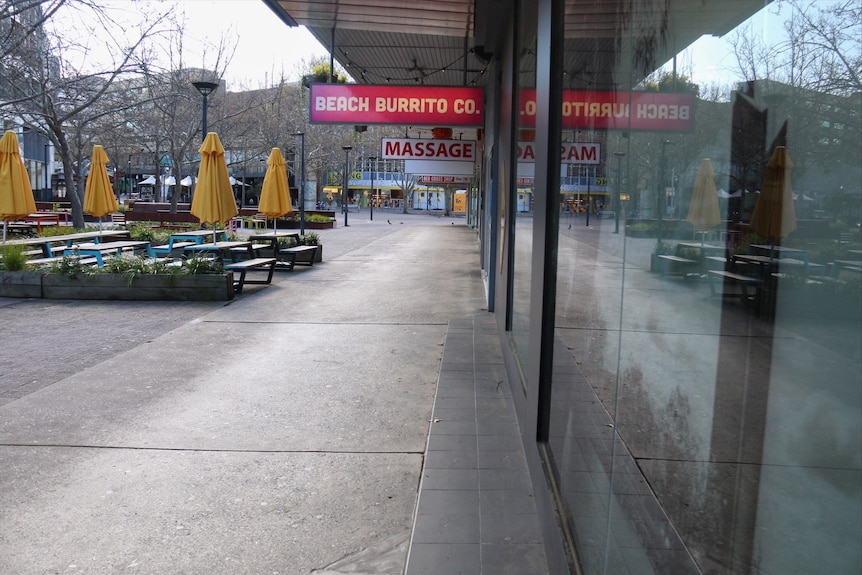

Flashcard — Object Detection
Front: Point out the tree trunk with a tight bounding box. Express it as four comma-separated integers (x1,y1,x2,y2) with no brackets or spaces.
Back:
51,122,85,229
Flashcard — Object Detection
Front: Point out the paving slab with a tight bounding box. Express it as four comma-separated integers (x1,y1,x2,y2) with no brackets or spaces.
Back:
0,214,489,575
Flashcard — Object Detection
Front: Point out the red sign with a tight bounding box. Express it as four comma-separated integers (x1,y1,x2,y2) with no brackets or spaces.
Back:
519,90,695,131
517,142,601,164
382,138,476,161
310,84,484,126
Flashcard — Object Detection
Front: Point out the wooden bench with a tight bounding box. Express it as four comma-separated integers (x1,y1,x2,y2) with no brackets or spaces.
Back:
656,254,698,276
223,258,277,293
707,270,763,305
278,245,318,271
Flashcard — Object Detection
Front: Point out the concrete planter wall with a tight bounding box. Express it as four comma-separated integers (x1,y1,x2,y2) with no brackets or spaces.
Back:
0,271,43,298
0,272,234,301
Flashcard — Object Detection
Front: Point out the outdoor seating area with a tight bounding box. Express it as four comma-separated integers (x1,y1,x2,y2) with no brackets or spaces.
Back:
653,233,861,319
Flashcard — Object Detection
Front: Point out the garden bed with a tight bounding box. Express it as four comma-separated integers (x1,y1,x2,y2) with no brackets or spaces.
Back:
0,271,235,301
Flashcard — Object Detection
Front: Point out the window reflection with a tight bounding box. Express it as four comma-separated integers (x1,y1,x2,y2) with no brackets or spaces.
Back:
510,0,538,380
544,1,861,574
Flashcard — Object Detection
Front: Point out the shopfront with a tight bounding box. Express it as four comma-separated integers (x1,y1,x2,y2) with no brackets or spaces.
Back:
490,1,862,574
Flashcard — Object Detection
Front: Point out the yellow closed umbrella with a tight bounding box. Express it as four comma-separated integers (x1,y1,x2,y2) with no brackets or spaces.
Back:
258,147,293,232
0,130,38,241
686,158,721,244
750,146,797,246
192,132,238,243
84,145,119,234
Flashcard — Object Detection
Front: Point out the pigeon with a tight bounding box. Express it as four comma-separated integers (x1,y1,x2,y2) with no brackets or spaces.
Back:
387,219,391,224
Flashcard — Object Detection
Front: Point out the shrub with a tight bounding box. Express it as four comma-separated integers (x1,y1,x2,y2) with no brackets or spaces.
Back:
0,244,27,271
40,255,99,278
301,232,320,246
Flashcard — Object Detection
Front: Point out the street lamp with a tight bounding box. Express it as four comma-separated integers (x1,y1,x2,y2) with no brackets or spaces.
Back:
368,155,377,222
657,139,675,243
342,145,352,227
613,151,626,234
127,154,133,203
192,80,219,142
294,132,306,235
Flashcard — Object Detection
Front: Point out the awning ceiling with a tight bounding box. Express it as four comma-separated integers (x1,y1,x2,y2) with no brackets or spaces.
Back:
262,0,768,91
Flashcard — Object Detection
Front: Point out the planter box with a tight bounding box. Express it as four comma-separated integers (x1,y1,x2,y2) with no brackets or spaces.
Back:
5,273,236,301
279,220,335,230
0,271,43,298
42,273,234,301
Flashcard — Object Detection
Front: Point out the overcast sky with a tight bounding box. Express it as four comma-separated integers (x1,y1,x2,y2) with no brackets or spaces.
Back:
180,0,329,89
47,0,330,90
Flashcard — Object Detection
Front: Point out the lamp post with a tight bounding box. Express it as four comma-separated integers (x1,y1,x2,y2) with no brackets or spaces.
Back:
127,154,133,203
342,145,352,227
368,155,377,222
43,143,50,199
613,151,625,234
192,80,219,142
294,132,306,235
657,139,675,243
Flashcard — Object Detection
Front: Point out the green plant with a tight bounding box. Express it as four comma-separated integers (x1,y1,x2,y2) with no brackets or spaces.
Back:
284,213,331,223
0,244,28,271
39,226,87,237
42,255,99,278
128,224,173,244
101,254,183,284
628,222,657,234
301,232,320,246
182,255,224,275
652,240,673,255
730,232,766,256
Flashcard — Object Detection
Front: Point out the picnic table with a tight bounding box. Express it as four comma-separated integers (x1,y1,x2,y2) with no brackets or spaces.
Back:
749,244,809,265
169,229,229,245
63,240,152,267
7,230,130,257
184,240,253,263
24,213,62,233
249,231,300,266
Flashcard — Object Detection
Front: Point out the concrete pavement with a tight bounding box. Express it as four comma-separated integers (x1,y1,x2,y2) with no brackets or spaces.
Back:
0,211,495,574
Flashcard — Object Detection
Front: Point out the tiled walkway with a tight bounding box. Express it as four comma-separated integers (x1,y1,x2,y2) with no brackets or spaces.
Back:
405,314,549,575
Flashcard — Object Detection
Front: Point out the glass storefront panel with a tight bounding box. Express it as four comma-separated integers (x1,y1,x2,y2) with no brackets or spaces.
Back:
510,0,538,379
546,1,861,574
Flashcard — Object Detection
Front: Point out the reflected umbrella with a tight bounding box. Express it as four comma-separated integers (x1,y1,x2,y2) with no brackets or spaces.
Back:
686,158,721,245
750,146,796,255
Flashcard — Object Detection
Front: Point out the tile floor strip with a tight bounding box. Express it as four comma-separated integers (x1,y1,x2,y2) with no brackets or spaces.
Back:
405,314,550,575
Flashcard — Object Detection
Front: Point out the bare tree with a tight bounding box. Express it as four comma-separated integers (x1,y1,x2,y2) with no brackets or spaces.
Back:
726,0,861,205
0,0,173,227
